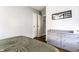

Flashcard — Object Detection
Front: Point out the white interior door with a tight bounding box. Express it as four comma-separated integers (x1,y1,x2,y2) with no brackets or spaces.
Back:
33,12,42,38
37,14,41,37
33,12,38,38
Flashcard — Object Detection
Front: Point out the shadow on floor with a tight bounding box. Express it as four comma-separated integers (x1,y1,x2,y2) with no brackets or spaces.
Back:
34,35,46,43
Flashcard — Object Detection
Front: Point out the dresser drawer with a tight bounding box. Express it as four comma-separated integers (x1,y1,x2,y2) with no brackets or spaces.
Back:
47,39,61,48
62,41,79,51
62,33,79,39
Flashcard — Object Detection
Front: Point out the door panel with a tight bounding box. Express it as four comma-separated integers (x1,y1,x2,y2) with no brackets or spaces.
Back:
37,14,41,37
33,13,42,38
33,12,38,38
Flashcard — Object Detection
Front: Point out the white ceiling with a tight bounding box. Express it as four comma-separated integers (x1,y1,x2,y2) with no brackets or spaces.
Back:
31,6,45,11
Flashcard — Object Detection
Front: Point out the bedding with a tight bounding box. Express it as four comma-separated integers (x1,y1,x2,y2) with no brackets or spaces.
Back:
0,36,59,52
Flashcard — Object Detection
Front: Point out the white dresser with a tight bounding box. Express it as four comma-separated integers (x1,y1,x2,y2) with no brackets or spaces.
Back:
47,30,79,52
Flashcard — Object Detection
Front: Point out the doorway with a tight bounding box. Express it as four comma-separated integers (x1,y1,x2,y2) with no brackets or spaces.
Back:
33,12,42,38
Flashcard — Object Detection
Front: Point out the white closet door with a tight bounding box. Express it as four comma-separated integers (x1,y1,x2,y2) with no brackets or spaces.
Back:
33,12,38,38
37,14,41,37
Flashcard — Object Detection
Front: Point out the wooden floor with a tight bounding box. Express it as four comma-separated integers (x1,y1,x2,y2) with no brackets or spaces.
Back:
34,35,46,43
34,35,69,52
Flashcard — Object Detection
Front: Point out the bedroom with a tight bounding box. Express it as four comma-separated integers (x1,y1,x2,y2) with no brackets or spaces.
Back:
0,0,79,59
1,6,79,52
0,6,59,52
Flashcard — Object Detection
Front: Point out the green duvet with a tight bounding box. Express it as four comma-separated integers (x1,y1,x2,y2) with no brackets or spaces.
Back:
0,36,59,52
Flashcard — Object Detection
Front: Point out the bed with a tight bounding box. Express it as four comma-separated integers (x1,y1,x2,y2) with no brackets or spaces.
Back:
0,36,59,52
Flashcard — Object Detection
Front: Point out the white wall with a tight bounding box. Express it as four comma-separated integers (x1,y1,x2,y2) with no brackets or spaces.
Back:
42,7,46,16
0,6,39,39
46,6,79,33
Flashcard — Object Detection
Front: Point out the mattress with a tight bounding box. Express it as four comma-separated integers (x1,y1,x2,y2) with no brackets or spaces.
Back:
0,36,59,52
